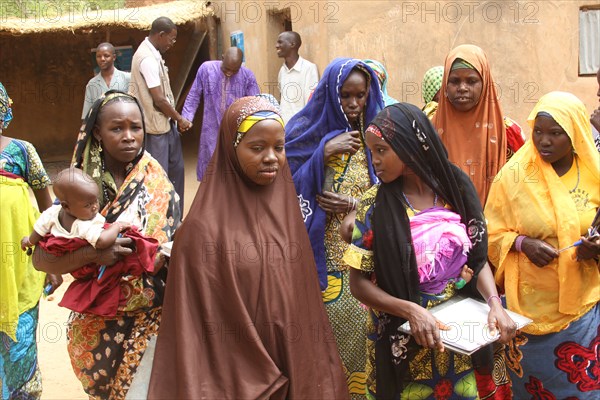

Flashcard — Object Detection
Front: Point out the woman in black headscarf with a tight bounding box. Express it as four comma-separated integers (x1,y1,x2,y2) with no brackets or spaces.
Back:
344,103,516,399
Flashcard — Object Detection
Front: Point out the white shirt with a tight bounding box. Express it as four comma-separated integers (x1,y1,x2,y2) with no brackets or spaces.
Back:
139,37,163,89
278,56,319,124
34,204,106,248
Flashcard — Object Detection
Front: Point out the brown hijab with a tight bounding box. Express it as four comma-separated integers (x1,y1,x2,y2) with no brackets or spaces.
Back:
432,44,507,205
148,96,348,399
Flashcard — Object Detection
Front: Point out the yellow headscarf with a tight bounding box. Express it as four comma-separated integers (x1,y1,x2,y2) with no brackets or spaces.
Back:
233,110,284,149
485,91,599,335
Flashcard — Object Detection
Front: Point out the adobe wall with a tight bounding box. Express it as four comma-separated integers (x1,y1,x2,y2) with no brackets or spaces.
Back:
216,0,599,134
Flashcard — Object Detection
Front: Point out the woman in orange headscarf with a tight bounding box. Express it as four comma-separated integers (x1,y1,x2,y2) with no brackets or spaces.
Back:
432,44,519,398
432,44,524,206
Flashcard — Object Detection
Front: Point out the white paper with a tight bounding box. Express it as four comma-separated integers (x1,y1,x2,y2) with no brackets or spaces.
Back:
399,297,532,355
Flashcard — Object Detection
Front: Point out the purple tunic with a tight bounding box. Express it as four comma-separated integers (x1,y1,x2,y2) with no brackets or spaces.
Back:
182,61,260,181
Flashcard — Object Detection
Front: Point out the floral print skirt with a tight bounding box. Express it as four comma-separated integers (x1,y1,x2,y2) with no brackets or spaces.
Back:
66,306,161,399
507,303,599,399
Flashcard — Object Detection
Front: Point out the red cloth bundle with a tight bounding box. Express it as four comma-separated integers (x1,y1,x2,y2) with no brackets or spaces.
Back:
38,225,159,316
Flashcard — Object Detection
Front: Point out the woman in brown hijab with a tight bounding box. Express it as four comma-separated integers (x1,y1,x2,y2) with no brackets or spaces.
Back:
148,96,348,399
432,44,508,206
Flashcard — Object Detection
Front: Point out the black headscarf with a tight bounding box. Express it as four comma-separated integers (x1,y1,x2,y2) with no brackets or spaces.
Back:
369,103,487,398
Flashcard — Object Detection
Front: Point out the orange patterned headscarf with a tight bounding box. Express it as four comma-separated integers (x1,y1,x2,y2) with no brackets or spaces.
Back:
432,44,506,206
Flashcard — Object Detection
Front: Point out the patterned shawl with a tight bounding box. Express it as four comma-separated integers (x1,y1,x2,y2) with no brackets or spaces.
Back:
285,57,384,289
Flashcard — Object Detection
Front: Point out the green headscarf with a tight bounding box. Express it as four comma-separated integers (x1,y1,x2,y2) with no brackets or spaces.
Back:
421,66,444,104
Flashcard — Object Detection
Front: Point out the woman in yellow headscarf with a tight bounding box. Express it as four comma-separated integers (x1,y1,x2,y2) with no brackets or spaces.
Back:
485,91,600,398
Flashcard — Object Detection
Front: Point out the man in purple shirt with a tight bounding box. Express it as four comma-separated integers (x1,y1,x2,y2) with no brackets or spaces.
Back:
182,47,260,181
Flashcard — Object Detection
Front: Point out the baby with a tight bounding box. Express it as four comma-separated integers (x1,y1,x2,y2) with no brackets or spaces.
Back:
21,168,128,252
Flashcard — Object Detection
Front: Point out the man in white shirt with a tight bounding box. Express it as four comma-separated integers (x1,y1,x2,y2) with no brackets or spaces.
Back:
276,31,319,124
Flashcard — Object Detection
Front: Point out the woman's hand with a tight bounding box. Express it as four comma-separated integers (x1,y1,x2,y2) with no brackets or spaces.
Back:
521,237,558,267
405,303,449,352
323,130,361,161
576,235,600,261
33,236,135,275
96,237,134,266
316,191,356,214
44,273,63,296
487,299,517,344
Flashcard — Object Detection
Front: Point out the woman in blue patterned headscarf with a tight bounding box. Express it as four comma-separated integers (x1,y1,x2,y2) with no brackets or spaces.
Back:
0,82,60,399
285,58,384,398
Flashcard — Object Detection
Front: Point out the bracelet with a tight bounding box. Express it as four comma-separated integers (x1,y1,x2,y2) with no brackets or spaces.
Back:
487,295,502,306
515,235,526,252
346,197,356,213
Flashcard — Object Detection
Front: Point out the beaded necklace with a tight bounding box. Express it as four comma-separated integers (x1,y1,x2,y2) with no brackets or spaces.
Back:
402,191,438,213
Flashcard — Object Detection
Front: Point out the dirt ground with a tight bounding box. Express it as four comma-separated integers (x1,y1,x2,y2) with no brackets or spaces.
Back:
37,133,200,399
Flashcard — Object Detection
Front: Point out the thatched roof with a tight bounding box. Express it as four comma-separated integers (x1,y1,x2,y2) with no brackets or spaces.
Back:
0,1,213,35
